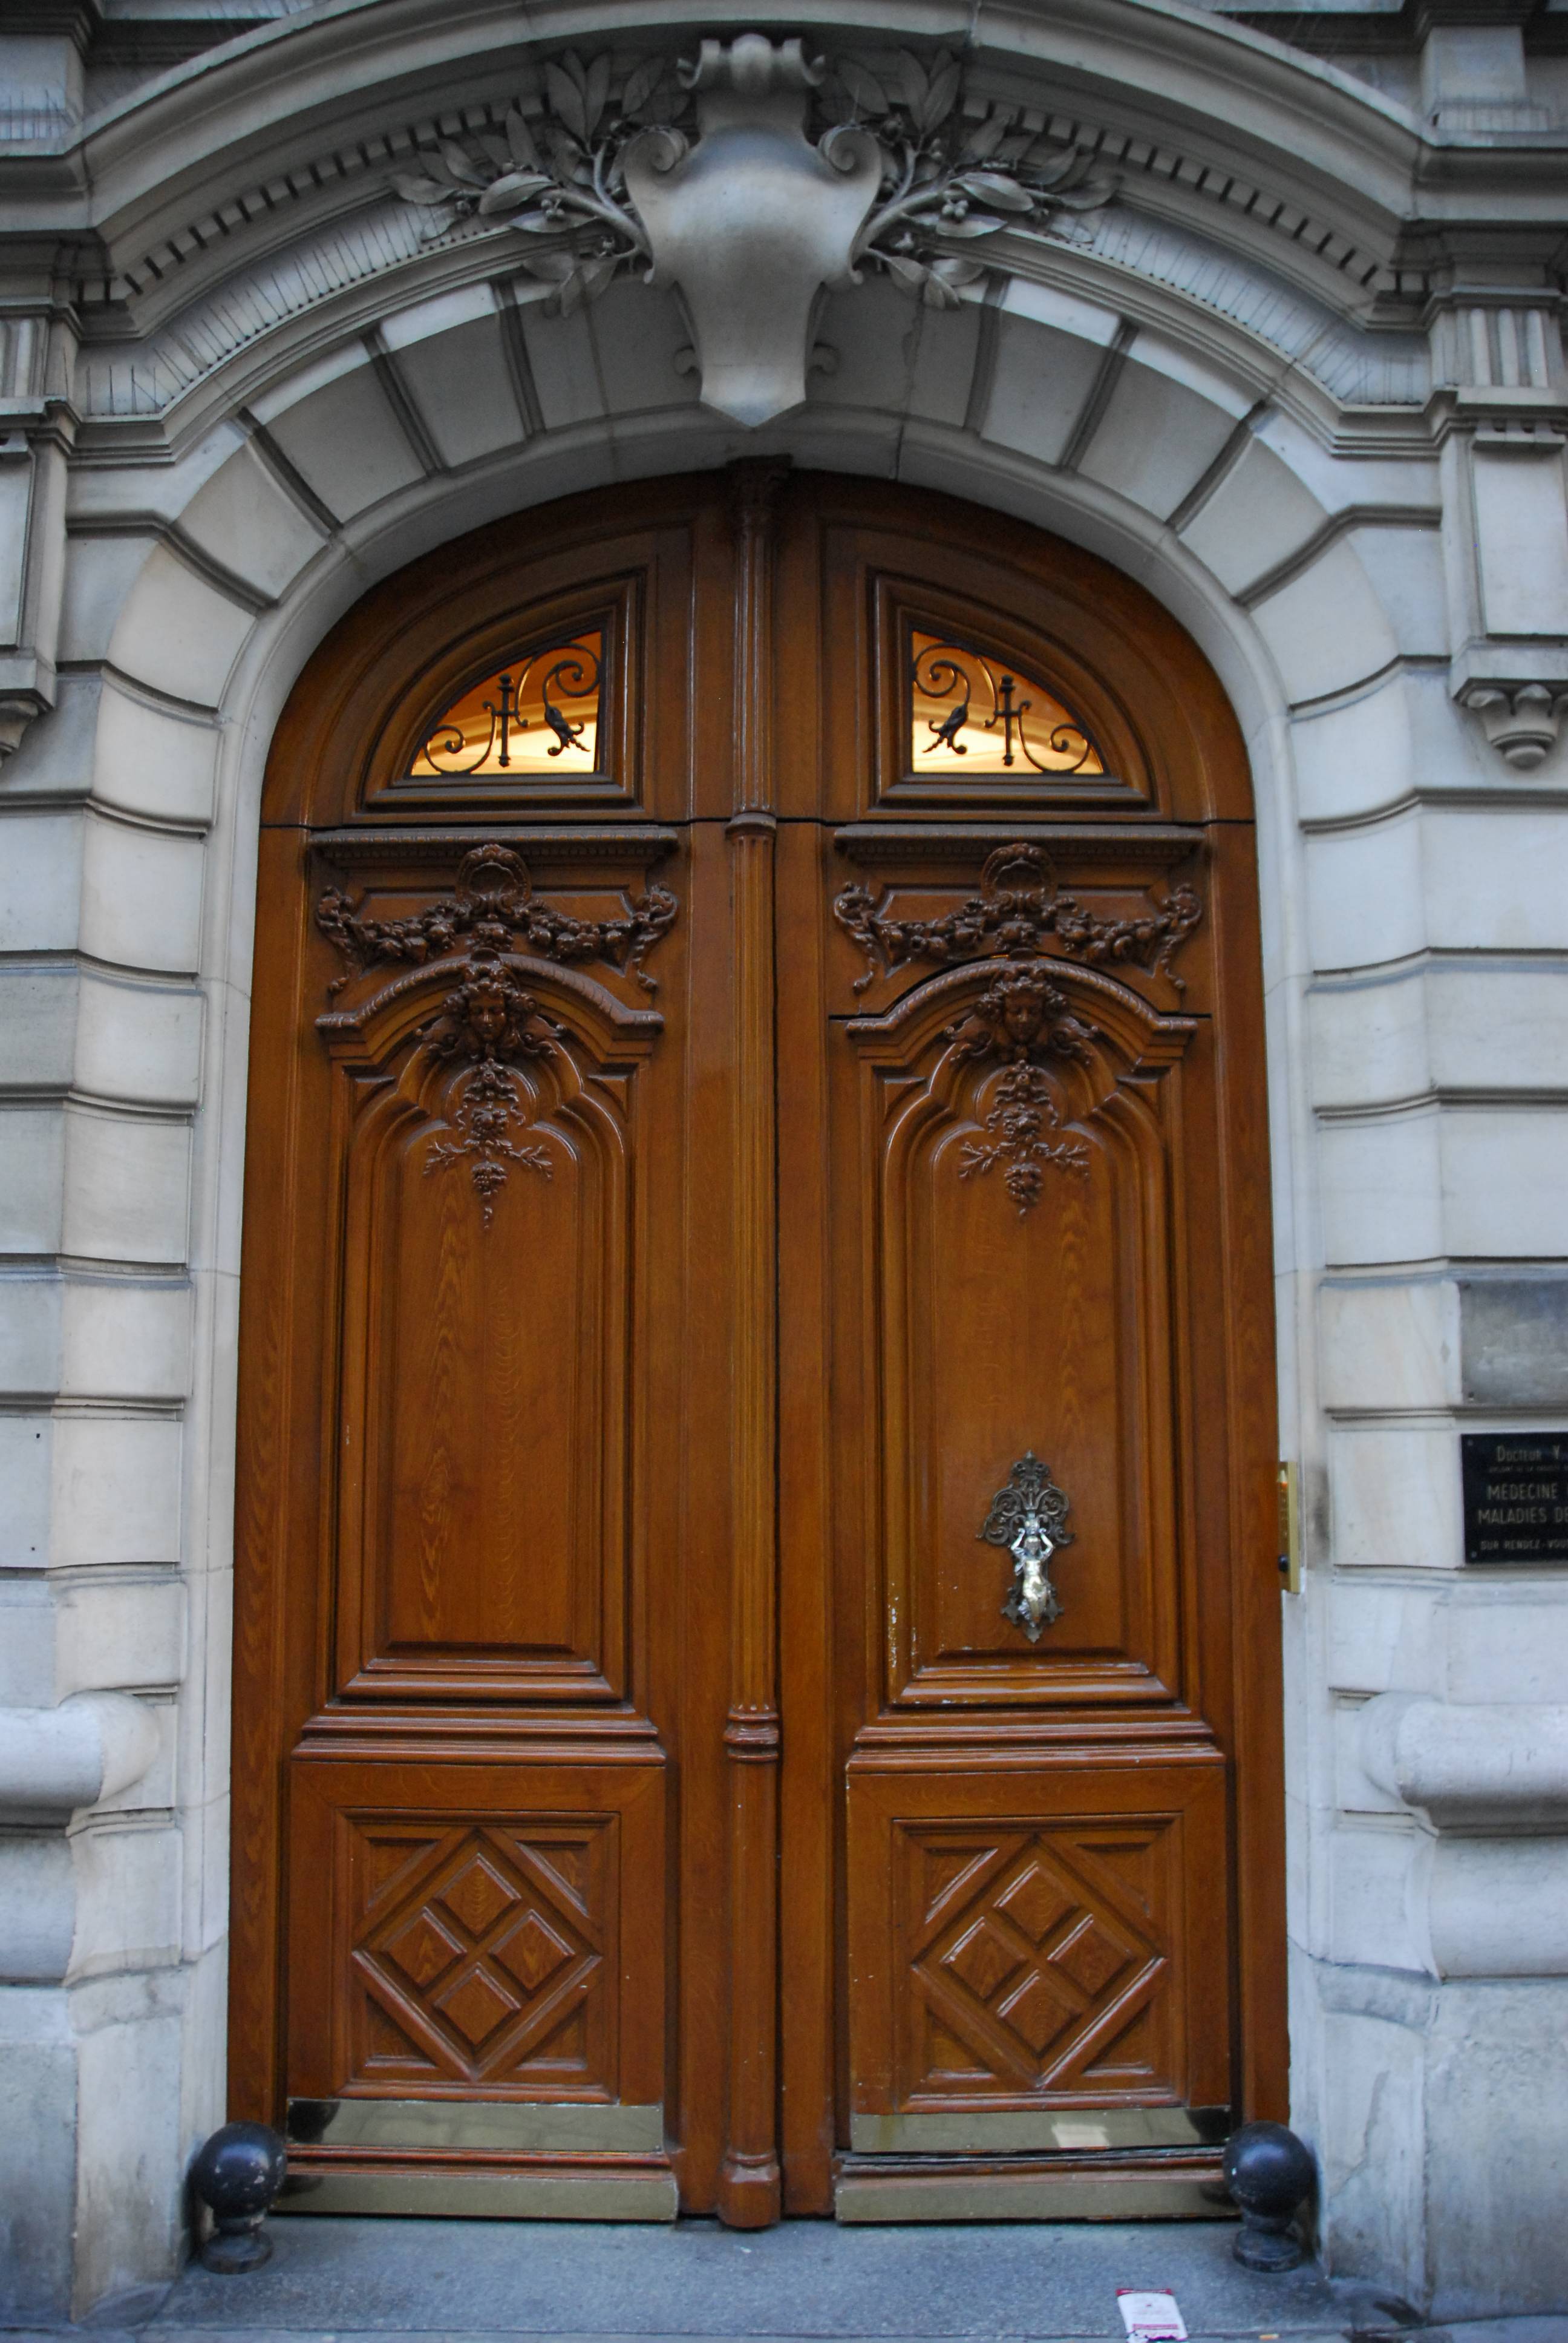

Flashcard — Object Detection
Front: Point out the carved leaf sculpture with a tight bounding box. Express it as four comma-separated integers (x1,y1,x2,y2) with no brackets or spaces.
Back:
388,39,1114,367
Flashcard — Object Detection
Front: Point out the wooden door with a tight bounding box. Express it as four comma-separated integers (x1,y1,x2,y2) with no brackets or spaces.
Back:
232,468,1283,2226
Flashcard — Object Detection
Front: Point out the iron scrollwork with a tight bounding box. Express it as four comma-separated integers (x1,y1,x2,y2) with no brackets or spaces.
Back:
315,842,678,1226
913,638,1097,773
979,1451,1074,1640
418,641,600,774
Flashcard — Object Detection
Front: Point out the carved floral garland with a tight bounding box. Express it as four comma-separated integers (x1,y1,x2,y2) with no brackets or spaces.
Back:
316,844,677,1224
392,45,1111,317
836,842,1203,1217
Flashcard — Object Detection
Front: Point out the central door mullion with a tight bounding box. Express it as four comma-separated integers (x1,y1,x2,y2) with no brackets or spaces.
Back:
717,460,790,2227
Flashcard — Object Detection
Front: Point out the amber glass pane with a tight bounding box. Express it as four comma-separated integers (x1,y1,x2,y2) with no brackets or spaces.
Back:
910,631,1103,776
411,632,601,775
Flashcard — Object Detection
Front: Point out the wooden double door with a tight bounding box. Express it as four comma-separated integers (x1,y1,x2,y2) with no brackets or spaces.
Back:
233,467,1283,2224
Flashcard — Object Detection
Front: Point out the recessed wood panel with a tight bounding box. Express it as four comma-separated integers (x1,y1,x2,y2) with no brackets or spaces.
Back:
844,958,1195,1708
287,1757,665,2106
846,1761,1230,2119
325,966,652,1702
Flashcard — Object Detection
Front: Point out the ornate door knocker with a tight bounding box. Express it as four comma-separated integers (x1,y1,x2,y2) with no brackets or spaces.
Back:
979,1450,1074,1640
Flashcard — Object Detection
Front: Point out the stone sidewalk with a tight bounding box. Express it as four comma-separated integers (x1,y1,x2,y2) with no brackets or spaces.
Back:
8,2217,1566,2343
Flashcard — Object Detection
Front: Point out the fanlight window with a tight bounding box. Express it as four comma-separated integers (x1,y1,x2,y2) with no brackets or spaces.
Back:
411,632,602,776
910,631,1103,776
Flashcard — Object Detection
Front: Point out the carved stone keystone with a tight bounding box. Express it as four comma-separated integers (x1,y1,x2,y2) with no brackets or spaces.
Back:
624,39,881,425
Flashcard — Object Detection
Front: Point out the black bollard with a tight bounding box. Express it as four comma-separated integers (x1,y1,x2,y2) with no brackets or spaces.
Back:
191,2120,289,2273
1223,2119,1315,2272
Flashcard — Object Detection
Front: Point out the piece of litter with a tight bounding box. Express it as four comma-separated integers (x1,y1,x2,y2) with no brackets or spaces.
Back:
1117,2289,1188,2342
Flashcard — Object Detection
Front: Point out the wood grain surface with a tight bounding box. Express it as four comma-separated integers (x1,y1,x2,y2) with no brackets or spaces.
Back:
230,470,1284,2220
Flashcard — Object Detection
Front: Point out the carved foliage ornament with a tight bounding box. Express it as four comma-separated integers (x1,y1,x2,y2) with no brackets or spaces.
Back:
838,842,1202,1217
834,842,1202,997
391,39,1112,425
316,844,678,1225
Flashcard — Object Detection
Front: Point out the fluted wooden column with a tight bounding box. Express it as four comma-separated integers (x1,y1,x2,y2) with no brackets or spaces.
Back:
717,459,788,2228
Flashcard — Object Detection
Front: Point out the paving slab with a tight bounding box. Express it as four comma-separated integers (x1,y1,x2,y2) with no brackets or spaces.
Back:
15,2220,1567,2343
143,2217,1361,2339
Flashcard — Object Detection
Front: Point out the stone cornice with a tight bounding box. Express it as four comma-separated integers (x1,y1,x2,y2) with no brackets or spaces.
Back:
3,0,1563,304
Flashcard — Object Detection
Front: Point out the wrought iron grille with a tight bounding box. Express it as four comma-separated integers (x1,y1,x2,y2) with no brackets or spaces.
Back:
910,631,1102,776
411,633,603,776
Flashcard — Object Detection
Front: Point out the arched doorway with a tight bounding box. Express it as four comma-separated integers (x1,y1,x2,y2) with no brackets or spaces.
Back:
230,465,1284,2226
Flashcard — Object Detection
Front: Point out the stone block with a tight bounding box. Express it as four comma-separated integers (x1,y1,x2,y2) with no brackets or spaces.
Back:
1079,347,1240,521
74,971,204,1110
0,1111,67,1253
105,548,256,713
91,681,221,829
263,365,425,522
1326,1578,1444,1699
1445,1592,1568,1706
1330,1419,1460,1567
388,313,531,467
60,1109,192,1265
0,811,82,952
0,964,77,1090
1425,965,1568,1095
1440,1107,1568,1257
1308,966,1429,1110
0,1837,76,1984
57,533,158,667
0,1274,191,1404
1318,1276,1459,1413
517,293,606,435
1425,1977,1568,2317
54,1573,186,1701
8,1414,183,1572
981,284,1116,468
589,277,702,421
80,815,206,977
177,440,328,601
1346,524,1448,660
811,280,918,418
1251,539,1400,706
1422,809,1568,952
1318,1112,1442,1268
72,1970,187,2313
1305,811,1424,973
0,1988,76,2322
1310,1975,1428,2304
904,292,983,430
1459,1276,1568,1407
69,1823,182,1979
1178,435,1326,595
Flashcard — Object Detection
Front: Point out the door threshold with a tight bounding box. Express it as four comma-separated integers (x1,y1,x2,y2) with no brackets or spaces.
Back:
832,2149,1231,2223
280,2153,679,2221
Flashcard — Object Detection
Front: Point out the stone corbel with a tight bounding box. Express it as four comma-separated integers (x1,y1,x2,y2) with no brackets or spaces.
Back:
1361,1694,1568,1977
1439,391,1568,770
0,297,78,762
1458,678,1568,770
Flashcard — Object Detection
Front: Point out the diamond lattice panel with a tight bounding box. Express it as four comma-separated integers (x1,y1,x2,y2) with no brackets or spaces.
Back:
901,1824,1172,2101
348,1820,614,2091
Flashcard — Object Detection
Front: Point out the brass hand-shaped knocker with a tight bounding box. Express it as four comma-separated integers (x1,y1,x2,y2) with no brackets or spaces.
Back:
979,1452,1074,1641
